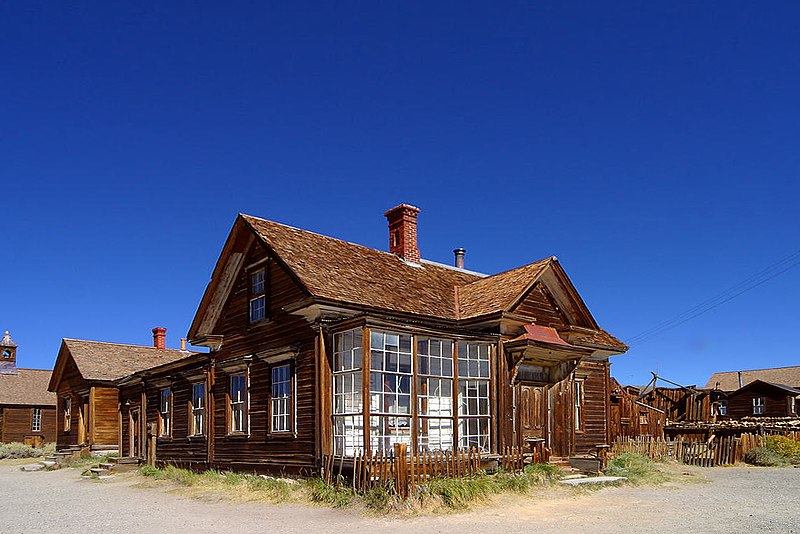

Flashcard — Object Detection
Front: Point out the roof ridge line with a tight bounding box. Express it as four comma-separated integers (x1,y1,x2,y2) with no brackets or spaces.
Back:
64,338,188,351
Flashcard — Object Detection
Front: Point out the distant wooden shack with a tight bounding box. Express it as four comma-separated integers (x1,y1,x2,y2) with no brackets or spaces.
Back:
608,377,665,442
0,331,56,445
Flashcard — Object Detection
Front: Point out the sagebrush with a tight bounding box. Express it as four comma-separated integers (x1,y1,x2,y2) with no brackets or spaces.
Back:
0,442,55,460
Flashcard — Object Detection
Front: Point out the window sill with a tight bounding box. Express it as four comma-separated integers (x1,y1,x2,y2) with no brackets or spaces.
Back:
248,319,273,329
224,432,250,441
188,435,207,441
157,436,173,443
267,432,296,440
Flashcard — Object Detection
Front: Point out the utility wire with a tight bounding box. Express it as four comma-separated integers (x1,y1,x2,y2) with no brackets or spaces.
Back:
626,248,800,347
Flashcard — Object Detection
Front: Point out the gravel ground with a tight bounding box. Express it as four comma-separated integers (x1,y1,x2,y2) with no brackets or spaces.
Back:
0,462,797,534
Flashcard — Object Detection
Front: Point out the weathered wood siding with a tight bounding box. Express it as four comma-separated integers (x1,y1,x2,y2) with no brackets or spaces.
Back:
90,387,120,447
512,283,569,327
55,356,87,448
726,386,792,419
146,376,209,467
119,386,144,457
0,406,56,443
193,242,318,472
637,387,713,422
609,378,665,442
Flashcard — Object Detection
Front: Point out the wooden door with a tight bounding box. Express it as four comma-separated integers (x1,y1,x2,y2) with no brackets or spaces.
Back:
78,395,89,445
518,385,549,444
129,409,140,458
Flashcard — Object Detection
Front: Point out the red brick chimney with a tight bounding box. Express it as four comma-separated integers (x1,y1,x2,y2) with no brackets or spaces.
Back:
384,204,421,263
152,327,167,350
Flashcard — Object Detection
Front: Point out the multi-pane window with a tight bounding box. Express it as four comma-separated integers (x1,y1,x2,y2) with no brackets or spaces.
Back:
230,374,247,433
159,389,172,436
573,381,584,431
249,269,266,323
63,397,71,432
333,328,363,455
457,342,491,451
790,397,797,415
271,364,292,433
417,337,453,451
717,399,728,416
31,408,42,432
753,396,765,415
369,330,412,452
191,383,205,436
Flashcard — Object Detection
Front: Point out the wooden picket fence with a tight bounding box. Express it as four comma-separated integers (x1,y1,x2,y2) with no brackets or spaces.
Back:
321,443,539,498
612,432,800,467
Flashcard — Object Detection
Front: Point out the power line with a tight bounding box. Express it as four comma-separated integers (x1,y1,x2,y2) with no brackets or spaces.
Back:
626,248,800,347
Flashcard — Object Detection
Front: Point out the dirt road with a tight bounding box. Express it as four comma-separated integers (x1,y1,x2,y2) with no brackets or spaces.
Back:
0,463,796,533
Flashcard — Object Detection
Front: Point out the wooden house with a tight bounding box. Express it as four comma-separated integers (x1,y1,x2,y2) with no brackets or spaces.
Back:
0,331,56,445
704,366,800,419
117,205,627,473
722,380,799,419
48,329,192,453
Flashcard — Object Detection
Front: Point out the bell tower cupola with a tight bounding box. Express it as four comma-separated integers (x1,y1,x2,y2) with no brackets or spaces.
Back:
0,330,18,374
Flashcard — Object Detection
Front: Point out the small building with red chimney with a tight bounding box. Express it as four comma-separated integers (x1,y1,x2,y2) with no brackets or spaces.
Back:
48,328,193,453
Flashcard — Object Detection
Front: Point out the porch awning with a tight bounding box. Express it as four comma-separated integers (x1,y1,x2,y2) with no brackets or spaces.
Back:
504,324,593,384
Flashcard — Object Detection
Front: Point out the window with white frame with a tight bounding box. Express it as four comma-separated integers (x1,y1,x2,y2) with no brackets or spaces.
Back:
369,330,412,452
63,397,71,432
271,364,293,433
717,399,728,416
457,342,491,451
789,397,796,415
333,328,363,455
753,396,765,415
32,408,42,432
417,337,453,451
573,380,584,431
159,389,172,436
191,382,205,436
249,269,266,323
229,374,247,433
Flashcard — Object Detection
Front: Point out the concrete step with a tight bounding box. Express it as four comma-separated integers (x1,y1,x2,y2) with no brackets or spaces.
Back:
20,463,44,472
89,467,110,475
39,461,57,468
98,463,114,470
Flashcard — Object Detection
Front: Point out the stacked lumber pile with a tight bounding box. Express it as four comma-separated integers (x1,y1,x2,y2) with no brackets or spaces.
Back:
667,417,800,432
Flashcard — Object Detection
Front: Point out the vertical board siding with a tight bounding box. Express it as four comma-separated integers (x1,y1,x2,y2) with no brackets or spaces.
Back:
91,387,120,446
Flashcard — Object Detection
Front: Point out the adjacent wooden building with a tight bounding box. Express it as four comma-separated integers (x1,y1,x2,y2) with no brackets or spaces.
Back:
721,380,799,419
112,205,626,473
48,330,191,452
0,331,56,444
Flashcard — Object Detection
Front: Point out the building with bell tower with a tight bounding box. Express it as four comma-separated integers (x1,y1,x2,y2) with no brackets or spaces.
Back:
0,330,56,443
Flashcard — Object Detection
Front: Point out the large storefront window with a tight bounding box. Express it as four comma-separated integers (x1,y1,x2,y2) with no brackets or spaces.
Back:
332,328,492,455
333,329,363,455
417,337,454,451
457,342,491,451
369,330,412,451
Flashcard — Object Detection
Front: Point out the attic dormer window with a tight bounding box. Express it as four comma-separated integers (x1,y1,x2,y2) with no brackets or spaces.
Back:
249,269,267,323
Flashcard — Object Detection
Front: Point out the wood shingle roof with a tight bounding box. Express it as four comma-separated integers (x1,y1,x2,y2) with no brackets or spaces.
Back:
56,339,192,383
189,213,625,353
0,369,56,406
705,366,800,391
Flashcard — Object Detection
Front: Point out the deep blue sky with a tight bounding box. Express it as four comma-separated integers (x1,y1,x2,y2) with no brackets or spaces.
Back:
2,2,798,387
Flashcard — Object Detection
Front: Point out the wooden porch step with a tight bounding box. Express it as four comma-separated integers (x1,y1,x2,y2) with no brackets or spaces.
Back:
98,463,114,470
109,456,140,465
